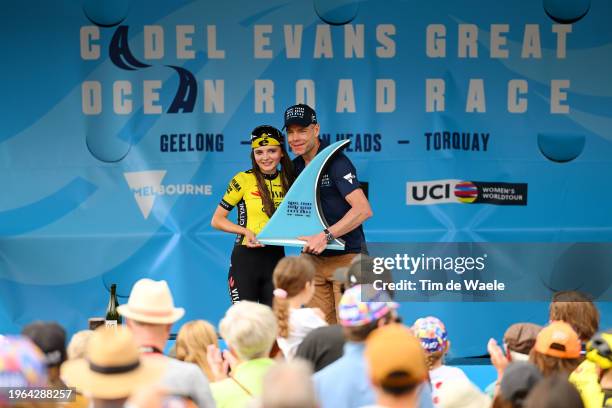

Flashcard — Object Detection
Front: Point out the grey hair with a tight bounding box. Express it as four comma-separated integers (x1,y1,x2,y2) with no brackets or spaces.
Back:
260,359,317,408
219,301,277,360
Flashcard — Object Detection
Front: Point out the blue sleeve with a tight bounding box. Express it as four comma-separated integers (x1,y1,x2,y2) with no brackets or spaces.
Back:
418,381,435,408
329,154,360,198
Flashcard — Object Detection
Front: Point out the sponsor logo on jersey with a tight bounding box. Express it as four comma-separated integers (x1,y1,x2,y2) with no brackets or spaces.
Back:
320,174,331,187
343,172,356,184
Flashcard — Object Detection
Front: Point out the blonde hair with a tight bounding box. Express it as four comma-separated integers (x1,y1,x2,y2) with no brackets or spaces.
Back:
219,301,277,361
272,257,316,338
67,330,93,360
425,350,445,371
176,320,218,381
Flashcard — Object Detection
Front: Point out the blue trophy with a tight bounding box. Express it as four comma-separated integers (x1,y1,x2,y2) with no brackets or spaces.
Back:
257,140,350,250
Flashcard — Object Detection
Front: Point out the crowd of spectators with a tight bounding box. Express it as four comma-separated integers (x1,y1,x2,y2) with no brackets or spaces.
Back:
0,255,608,408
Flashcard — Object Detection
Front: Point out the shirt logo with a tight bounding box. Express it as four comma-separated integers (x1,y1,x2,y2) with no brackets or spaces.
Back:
320,174,331,187
343,172,356,184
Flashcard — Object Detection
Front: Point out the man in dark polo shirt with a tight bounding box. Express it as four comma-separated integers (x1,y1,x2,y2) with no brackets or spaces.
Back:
284,103,373,324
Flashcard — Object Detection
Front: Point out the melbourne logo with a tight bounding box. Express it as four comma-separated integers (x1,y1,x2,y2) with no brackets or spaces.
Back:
406,179,527,206
124,170,213,219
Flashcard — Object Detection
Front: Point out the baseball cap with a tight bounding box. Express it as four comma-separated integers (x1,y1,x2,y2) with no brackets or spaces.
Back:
333,254,374,286
283,104,317,129
22,321,67,367
365,324,427,389
499,362,543,405
412,316,448,353
534,321,581,359
334,255,395,298
338,284,398,327
503,322,542,355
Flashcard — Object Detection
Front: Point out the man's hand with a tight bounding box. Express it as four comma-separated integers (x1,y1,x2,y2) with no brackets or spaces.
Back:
298,232,328,255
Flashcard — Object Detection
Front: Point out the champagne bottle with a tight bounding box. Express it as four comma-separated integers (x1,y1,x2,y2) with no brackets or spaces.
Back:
105,284,122,327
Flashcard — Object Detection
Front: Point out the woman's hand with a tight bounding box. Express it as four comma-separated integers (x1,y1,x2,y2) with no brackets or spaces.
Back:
245,229,264,247
222,349,239,372
206,344,230,381
488,338,509,376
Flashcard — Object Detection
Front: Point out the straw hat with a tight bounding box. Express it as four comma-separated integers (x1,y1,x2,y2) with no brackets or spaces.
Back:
61,326,166,399
117,279,185,324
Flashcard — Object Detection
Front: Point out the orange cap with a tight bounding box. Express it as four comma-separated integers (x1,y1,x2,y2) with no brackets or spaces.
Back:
365,324,427,389
534,321,581,359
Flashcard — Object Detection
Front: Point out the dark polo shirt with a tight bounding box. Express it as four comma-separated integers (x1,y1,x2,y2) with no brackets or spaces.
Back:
293,139,366,255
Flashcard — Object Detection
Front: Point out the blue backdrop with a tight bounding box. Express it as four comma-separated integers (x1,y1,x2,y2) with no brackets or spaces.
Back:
1,0,611,358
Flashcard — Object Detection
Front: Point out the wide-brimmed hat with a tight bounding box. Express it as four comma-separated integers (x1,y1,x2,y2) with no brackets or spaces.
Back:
117,279,185,324
61,326,166,399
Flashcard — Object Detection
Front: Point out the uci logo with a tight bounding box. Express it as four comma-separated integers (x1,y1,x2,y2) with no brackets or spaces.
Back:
407,179,527,206
406,180,475,205
411,183,451,201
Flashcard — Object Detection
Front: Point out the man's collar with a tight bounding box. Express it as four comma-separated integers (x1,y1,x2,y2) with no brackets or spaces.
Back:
317,137,329,152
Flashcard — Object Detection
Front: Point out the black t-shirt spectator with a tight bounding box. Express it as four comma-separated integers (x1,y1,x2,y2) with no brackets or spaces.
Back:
295,325,345,372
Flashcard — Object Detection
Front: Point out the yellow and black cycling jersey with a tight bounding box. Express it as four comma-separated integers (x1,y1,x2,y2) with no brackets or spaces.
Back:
219,169,285,245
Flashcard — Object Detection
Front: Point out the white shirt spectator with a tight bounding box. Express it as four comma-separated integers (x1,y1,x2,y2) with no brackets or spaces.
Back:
429,365,469,406
277,308,327,360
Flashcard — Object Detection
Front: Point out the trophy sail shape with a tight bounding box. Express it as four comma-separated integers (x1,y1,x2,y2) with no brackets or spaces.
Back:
257,140,350,250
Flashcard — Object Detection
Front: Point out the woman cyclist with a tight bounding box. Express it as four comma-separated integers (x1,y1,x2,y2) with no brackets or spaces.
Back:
211,125,294,306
